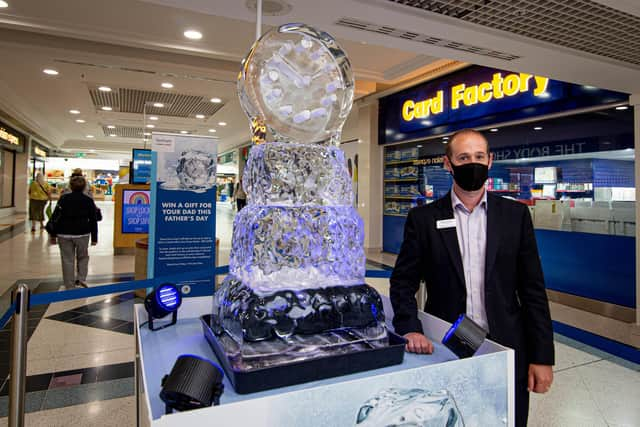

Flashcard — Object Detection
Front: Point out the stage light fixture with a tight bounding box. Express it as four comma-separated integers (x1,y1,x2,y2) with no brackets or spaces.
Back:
144,283,182,331
160,355,224,414
441,314,487,359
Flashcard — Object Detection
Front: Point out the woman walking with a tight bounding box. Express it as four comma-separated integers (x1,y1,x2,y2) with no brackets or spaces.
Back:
48,176,98,288
28,172,50,232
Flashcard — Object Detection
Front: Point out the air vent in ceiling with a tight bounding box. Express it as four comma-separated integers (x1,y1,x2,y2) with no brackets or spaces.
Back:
386,0,640,67
101,125,192,139
335,17,520,61
89,88,224,118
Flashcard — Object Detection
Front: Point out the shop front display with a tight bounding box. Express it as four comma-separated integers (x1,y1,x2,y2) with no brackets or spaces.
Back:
0,121,25,208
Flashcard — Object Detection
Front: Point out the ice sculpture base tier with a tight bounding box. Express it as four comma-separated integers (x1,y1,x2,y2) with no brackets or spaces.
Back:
212,275,386,342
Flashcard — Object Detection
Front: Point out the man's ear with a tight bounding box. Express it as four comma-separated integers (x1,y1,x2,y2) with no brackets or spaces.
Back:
488,152,494,170
443,155,452,173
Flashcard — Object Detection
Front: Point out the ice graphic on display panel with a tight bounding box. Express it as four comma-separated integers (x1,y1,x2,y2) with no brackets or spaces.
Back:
211,23,387,369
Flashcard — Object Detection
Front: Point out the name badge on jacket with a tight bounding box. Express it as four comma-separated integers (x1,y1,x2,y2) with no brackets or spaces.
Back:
436,218,457,229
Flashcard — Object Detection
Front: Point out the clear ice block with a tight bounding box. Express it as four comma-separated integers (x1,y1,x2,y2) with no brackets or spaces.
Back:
244,142,352,206
230,205,365,294
174,149,216,191
355,388,464,427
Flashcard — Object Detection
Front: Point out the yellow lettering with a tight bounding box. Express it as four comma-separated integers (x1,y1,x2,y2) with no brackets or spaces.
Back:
519,73,532,92
503,74,520,96
415,100,426,118
451,84,465,109
431,90,444,114
533,76,549,96
491,73,504,99
463,85,479,106
402,100,415,121
478,82,492,103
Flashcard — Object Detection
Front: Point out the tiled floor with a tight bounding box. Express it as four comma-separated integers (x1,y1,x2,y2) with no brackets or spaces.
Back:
0,200,638,426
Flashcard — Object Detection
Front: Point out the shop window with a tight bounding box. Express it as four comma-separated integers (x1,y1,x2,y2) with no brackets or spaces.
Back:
0,149,15,208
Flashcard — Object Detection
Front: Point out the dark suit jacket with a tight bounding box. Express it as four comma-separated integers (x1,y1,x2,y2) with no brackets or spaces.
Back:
390,191,554,378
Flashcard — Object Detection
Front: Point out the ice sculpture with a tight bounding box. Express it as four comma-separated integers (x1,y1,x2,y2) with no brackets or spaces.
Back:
355,389,464,427
211,23,386,370
176,150,216,191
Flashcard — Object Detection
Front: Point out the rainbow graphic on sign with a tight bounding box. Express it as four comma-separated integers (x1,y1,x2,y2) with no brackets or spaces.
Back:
126,191,150,205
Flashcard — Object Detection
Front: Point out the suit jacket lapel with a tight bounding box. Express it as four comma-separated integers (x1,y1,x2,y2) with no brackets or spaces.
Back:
485,193,502,286
437,193,466,290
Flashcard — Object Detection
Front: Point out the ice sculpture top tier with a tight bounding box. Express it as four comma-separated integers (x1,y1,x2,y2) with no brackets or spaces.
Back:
238,23,355,146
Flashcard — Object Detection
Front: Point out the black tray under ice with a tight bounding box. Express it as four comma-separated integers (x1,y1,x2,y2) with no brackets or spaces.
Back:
201,314,406,394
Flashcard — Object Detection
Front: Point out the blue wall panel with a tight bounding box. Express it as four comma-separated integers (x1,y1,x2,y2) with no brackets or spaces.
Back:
383,215,407,254
536,230,636,307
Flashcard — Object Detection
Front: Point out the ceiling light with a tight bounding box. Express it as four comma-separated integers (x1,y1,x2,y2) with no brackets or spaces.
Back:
184,30,203,40
195,114,205,119
0,1,8,8
146,124,155,128
161,82,174,89
218,122,227,126
210,97,222,103
98,86,112,92
75,119,86,123
109,134,117,137
490,128,499,132
149,116,159,121
86,135,94,139
208,129,216,133
107,125,116,129
144,132,151,136
43,68,59,75
416,144,423,148
153,102,165,108
442,136,449,140
533,126,543,131
180,130,189,134
69,109,80,115
101,106,113,111
89,149,96,152
442,140,448,144
615,105,629,110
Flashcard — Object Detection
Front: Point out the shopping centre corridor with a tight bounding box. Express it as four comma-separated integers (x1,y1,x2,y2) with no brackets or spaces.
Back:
0,201,638,426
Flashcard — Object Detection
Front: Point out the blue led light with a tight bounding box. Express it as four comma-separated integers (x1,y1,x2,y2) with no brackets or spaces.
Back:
156,285,181,310
442,314,466,344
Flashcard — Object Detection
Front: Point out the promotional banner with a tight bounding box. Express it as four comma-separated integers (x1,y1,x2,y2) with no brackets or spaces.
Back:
122,189,151,233
148,133,217,296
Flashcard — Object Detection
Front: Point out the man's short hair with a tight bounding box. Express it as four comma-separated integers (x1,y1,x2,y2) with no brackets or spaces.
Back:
69,176,86,192
71,168,83,177
445,129,489,157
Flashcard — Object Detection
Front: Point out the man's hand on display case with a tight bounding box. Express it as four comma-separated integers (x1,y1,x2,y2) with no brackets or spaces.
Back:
528,363,554,393
403,332,434,354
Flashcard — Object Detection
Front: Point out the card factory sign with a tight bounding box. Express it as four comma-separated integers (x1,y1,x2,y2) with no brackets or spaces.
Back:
401,72,550,122
0,127,20,146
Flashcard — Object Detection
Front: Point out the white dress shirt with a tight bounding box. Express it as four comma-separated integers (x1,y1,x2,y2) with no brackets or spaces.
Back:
451,188,489,332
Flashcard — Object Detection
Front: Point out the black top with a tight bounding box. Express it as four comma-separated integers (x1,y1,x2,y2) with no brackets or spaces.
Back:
390,191,554,378
52,191,98,242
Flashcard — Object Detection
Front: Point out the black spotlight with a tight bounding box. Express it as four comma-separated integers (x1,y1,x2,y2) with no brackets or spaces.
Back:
144,283,182,331
160,355,224,414
442,314,487,359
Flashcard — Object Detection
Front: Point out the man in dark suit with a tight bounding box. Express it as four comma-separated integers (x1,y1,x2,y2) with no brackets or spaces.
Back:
390,129,554,427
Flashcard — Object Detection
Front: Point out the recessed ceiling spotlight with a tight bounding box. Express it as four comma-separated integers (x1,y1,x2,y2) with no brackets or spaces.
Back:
161,82,174,89
195,114,205,119
69,109,81,115
533,126,543,131
417,144,423,148
615,105,629,110
149,116,159,121
109,133,117,137
86,135,94,139
101,106,113,111
144,132,151,136
107,125,116,129
98,86,112,92
43,68,59,75
442,136,449,140
180,130,189,134
146,124,155,128
89,149,96,152
75,119,86,123
442,140,448,144
218,121,227,126
210,97,222,103
208,129,216,133
0,1,9,8
490,128,499,132
184,30,203,40
153,102,164,108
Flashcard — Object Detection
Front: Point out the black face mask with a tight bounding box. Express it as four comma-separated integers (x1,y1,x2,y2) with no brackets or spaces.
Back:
448,160,488,192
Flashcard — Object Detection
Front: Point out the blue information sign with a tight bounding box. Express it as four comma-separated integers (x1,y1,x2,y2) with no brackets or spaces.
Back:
132,148,152,184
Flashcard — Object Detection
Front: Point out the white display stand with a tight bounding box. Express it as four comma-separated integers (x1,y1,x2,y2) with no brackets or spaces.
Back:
135,296,515,427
